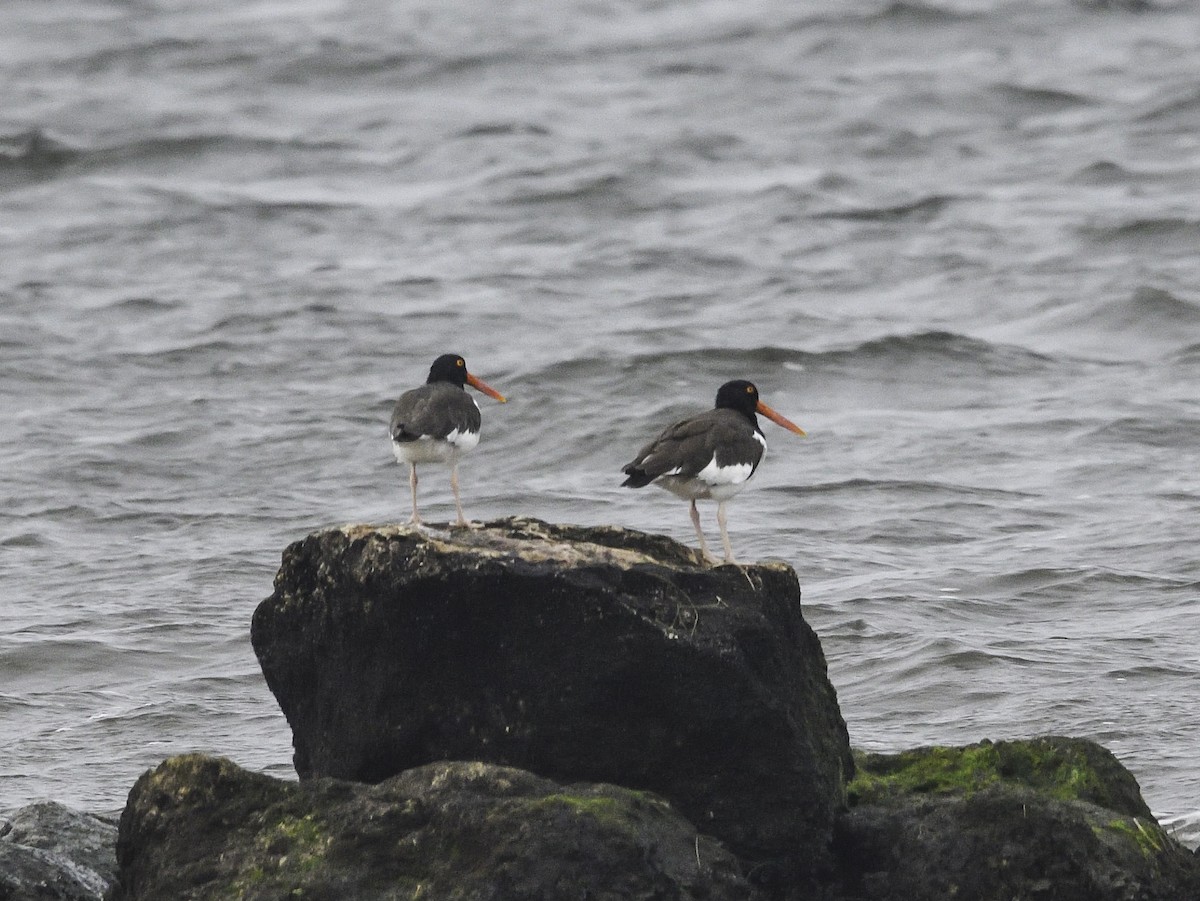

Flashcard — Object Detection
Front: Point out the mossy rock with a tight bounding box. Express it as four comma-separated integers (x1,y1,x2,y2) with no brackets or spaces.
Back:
112,754,757,901
252,516,852,884
831,737,1200,901
847,736,1152,817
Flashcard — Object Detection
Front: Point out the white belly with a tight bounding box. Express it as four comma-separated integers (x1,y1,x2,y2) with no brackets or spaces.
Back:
655,476,750,502
391,428,479,465
654,453,755,502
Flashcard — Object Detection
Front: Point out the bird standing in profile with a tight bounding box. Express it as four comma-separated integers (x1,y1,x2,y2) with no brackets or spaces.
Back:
390,354,506,526
621,379,805,564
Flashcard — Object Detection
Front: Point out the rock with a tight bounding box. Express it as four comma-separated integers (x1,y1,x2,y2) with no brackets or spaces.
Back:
251,517,853,885
0,801,117,901
844,735,1154,817
111,753,758,901
828,737,1200,901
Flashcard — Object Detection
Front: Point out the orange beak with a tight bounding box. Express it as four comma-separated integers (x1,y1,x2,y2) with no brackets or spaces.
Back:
756,400,805,436
466,372,507,403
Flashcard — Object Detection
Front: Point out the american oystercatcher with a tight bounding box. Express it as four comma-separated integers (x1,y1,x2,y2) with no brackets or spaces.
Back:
621,379,805,564
389,354,506,526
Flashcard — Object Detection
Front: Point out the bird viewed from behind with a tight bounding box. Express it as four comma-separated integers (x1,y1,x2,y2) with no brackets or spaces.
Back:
390,353,506,526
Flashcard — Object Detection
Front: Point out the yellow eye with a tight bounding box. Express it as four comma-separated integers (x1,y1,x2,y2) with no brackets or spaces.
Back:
745,385,754,393
457,358,465,367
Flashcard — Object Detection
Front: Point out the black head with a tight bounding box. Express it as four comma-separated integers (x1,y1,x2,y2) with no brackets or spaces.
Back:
715,379,760,419
426,353,469,387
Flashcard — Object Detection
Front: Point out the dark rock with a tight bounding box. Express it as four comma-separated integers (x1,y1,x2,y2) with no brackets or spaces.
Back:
829,737,1200,901
251,517,853,883
845,736,1154,817
0,801,117,901
112,753,758,901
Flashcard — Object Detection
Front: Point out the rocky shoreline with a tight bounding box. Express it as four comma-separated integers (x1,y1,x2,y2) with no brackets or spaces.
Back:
0,802,118,900
8,518,1199,900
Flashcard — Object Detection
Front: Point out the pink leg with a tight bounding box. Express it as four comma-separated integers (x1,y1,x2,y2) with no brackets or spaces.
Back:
408,464,421,524
451,462,467,526
717,501,736,563
690,499,716,564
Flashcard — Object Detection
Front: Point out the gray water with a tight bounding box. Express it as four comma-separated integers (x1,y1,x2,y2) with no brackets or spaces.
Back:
2,0,1198,848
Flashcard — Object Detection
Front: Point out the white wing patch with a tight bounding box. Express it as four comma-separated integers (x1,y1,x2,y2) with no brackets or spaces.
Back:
753,431,767,451
445,427,480,451
698,454,753,487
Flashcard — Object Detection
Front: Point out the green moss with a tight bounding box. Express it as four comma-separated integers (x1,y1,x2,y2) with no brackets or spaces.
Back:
1106,817,1167,858
541,793,623,814
524,792,648,834
271,813,324,848
223,813,334,899
847,743,1003,804
847,738,1122,808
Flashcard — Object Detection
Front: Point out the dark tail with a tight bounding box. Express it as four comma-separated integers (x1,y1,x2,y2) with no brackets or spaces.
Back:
391,424,419,443
621,466,654,488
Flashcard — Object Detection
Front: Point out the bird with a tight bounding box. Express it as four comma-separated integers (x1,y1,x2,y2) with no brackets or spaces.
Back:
621,379,805,564
389,353,506,526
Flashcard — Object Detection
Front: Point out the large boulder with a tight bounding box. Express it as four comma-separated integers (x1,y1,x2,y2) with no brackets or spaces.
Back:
0,801,117,901
111,753,757,901
250,517,853,883
829,737,1200,901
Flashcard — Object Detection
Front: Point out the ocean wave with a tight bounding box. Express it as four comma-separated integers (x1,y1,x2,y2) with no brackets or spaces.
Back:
1003,287,1200,359
113,339,244,366
504,170,652,209
0,531,47,549
989,83,1094,112
646,61,727,77
101,297,181,313
820,331,1055,375
127,180,356,214
265,39,513,86
864,2,981,24
1080,217,1200,248
1174,342,1200,364
1074,0,1158,11
871,638,1006,682
271,46,424,82
811,194,954,222
1086,415,1200,448
75,36,208,75
1126,285,1200,319
454,121,552,139
107,132,349,161
0,637,138,677
542,334,1054,385
16,131,350,181
626,345,812,373
1136,86,1200,123
988,82,1094,116
0,129,79,169
980,566,1196,600
940,647,1033,670
1066,161,1145,185
787,477,1036,501
1106,663,1198,679
1090,286,1200,330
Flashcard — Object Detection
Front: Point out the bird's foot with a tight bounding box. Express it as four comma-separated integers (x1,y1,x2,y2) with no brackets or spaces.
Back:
722,560,759,590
